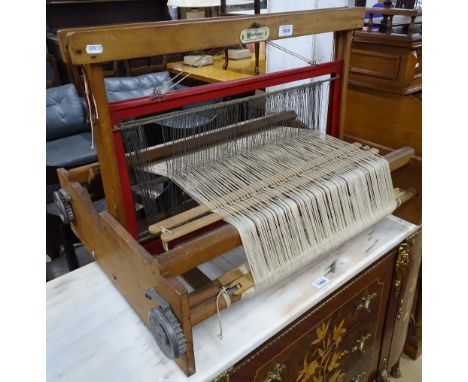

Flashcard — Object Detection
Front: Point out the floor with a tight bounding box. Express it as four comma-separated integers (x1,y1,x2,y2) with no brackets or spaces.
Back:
46,244,93,281
390,353,422,382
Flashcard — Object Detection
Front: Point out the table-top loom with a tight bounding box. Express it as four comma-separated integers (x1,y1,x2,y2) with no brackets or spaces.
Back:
55,7,417,376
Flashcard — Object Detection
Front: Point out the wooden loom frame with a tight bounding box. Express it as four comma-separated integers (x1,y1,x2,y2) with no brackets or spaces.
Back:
56,7,416,376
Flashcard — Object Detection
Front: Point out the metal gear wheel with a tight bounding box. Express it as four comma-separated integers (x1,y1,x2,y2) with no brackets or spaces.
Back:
146,288,187,360
53,189,74,224
148,307,187,359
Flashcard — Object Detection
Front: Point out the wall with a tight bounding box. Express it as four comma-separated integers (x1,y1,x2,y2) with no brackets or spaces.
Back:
266,0,349,75
266,0,349,131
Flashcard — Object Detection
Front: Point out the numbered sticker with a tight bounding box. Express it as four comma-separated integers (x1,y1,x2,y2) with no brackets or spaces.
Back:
86,44,104,55
279,24,293,37
312,276,330,289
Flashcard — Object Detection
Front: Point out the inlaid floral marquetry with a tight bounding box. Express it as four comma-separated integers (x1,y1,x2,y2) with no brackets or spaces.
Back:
295,319,349,382
356,292,377,313
352,334,371,353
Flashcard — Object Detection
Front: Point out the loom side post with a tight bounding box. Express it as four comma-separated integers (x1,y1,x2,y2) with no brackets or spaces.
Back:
85,64,128,228
110,111,139,238
328,63,343,138
334,29,354,139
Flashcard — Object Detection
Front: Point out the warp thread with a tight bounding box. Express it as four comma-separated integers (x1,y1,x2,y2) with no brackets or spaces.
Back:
121,80,329,220
120,82,396,292
148,128,396,291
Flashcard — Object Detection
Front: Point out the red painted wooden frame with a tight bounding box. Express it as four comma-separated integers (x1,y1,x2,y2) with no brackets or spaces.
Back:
108,61,343,238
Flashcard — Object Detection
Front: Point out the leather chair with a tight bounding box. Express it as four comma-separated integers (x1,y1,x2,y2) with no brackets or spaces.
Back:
46,84,97,172
46,84,97,269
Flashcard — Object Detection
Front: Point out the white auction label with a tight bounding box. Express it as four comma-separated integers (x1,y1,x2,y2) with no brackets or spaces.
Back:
312,276,330,289
278,24,293,37
86,44,104,54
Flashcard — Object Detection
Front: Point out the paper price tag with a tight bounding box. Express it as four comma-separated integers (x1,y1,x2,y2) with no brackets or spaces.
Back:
86,44,104,55
279,24,293,37
312,276,330,289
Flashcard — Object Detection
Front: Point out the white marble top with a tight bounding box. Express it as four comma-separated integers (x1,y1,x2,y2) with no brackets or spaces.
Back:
47,215,416,382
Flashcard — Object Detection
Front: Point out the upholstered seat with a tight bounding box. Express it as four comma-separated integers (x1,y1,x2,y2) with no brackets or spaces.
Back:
46,132,96,167
46,84,97,168
105,72,218,132
105,71,179,102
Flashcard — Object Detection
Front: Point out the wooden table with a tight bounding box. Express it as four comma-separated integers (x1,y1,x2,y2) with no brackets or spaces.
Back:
167,54,266,84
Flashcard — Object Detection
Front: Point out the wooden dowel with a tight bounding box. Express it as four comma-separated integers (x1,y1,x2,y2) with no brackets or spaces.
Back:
395,187,417,207
149,204,211,235
288,119,309,129
160,212,223,242
386,146,415,171
157,183,415,279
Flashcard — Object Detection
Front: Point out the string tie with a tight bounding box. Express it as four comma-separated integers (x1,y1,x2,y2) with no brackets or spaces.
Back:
159,225,173,234
216,287,231,341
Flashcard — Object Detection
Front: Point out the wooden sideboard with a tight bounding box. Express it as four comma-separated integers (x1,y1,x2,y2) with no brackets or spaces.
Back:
346,88,421,157
346,11,422,156
349,30,421,95
213,230,422,382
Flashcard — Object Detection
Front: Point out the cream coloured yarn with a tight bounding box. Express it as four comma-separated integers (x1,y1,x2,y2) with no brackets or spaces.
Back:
149,128,396,291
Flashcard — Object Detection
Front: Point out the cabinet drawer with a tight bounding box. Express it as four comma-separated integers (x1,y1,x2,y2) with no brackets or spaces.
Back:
214,251,396,382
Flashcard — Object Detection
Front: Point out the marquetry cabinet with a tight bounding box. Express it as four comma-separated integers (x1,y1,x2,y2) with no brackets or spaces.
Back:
213,230,421,382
